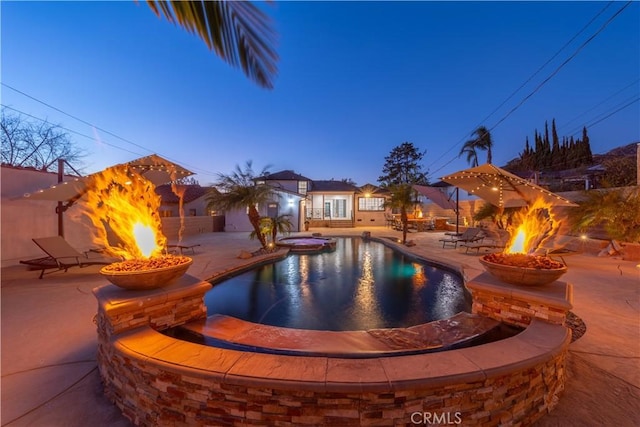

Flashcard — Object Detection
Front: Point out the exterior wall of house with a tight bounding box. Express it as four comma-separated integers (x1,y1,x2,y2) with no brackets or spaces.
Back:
353,195,388,227
264,178,307,195
307,193,354,220
222,191,303,233
159,197,209,217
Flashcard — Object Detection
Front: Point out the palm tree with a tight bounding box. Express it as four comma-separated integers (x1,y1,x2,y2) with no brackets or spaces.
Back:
459,126,494,166
145,0,278,89
384,183,416,244
206,161,275,248
270,214,293,243
249,214,293,248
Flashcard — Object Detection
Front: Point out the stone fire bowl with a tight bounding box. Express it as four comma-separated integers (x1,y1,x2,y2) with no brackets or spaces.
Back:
479,256,567,287
100,257,193,290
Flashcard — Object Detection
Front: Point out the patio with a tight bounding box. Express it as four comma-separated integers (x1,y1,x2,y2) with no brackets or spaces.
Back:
1,228,638,426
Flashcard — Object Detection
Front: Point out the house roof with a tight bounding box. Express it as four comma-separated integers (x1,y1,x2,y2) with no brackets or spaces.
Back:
357,183,390,195
309,180,359,192
155,184,210,204
261,170,312,181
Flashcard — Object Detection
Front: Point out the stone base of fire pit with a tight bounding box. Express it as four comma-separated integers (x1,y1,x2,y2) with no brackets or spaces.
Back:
100,258,193,290
479,257,567,286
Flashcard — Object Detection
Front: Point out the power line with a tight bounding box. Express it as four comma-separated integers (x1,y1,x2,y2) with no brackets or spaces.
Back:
1,104,144,157
0,95,219,179
2,82,153,154
427,1,634,179
558,78,639,132
476,1,615,129
566,96,639,137
485,1,633,135
425,1,618,178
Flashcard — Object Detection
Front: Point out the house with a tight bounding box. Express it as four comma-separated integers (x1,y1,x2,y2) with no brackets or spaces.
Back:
155,184,210,217
154,184,225,236
306,180,358,228
306,181,391,228
353,184,391,228
222,170,309,232
220,170,392,232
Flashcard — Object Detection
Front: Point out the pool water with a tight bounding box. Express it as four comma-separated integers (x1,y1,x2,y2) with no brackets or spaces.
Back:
205,237,471,331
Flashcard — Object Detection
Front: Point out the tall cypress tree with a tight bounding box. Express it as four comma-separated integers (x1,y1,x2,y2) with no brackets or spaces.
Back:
551,119,560,168
378,142,427,244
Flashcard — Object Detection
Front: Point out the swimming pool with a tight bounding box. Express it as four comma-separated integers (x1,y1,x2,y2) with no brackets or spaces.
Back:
205,237,471,331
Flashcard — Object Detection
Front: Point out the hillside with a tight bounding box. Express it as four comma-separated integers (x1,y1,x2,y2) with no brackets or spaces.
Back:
593,142,638,163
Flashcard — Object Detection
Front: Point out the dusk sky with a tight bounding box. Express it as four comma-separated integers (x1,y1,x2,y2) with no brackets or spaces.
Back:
2,1,639,186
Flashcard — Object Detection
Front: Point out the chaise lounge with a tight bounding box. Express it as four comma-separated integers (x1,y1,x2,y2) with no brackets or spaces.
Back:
167,243,201,255
20,236,114,279
439,227,484,248
460,229,510,254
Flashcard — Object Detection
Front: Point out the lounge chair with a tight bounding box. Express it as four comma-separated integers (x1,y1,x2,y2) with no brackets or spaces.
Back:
439,227,484,249
20,236,114,279
460,230,510,254
167,243,201,255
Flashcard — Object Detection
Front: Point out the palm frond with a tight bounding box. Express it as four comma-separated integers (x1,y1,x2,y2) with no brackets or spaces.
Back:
145,0,278,89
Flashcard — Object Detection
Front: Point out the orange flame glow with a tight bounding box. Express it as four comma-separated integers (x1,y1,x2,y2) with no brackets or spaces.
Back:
504,198,560,254
82,166,166,260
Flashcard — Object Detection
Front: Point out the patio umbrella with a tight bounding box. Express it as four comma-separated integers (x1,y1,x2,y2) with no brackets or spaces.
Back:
414,183,461,233
23,154,194,235
412,185,457,210
24,154,193,203
441,163,578,208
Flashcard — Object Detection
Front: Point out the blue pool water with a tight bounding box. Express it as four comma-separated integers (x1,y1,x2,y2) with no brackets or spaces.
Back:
205,237,471,331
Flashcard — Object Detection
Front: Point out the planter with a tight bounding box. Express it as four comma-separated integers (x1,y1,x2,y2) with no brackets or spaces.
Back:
100,257,193,290
479,255,567,287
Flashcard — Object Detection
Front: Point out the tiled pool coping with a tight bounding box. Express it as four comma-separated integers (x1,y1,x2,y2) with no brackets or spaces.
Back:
172,312,505,358
111,317,569,394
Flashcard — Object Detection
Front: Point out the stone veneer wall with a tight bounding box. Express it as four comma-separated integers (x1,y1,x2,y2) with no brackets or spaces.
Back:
466,273,573,329
101,331,566,426
94,270,571,427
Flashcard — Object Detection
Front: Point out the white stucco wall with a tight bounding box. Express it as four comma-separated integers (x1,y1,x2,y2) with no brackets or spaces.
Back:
223,191,303,233
1,167,100,266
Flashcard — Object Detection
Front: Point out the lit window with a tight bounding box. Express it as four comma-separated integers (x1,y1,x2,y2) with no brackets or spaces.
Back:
358,197,385,211
298,181,308,195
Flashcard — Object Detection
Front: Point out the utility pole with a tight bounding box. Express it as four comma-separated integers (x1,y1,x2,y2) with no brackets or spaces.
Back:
57,158,64,237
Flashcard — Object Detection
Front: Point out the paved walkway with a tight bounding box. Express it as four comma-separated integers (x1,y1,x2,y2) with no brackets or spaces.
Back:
1,228,638,426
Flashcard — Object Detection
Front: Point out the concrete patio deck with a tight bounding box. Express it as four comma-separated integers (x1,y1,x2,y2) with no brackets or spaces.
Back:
1,228,638,426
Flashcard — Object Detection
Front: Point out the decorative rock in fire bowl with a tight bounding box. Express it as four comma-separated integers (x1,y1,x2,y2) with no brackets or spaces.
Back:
479,253,567,287
100,255,193,290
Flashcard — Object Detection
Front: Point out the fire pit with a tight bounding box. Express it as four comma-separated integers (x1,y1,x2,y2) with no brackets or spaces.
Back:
100,255,193,290
479,253,567,286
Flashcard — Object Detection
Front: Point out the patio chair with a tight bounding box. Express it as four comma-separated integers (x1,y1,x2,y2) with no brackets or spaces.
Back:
460,230,510,254
439,227,484,249
167,243,201,255
20,236,114,279
384,213,396,228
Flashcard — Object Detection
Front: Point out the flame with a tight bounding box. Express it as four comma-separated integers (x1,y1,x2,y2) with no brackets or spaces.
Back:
81,166,166,260
504,198,560,254
507,228,527,253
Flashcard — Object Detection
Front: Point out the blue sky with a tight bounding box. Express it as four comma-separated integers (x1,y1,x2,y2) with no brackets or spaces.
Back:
2,1,639,186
